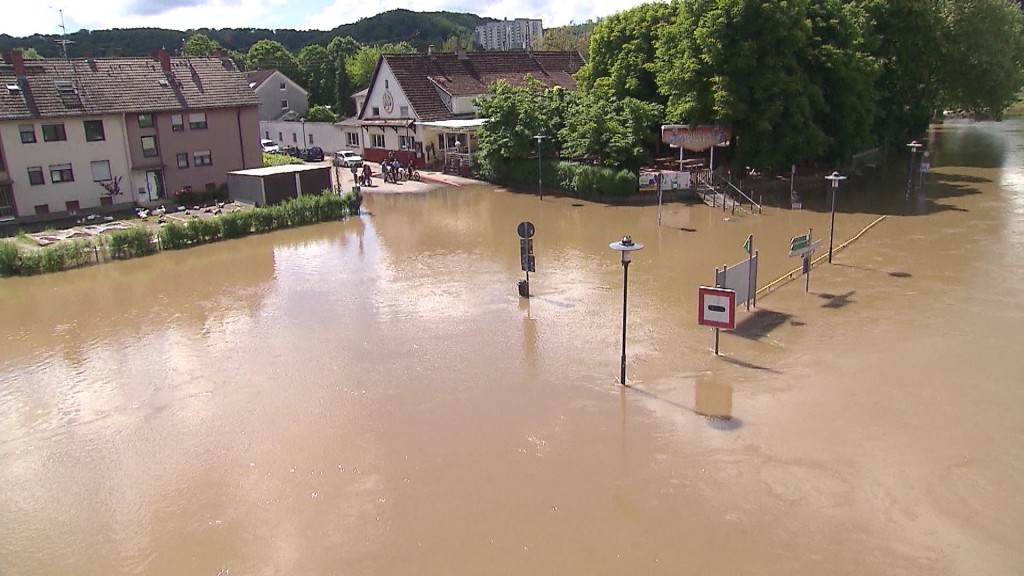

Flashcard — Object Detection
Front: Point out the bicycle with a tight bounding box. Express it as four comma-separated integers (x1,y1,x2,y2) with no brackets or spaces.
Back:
405,165,421,181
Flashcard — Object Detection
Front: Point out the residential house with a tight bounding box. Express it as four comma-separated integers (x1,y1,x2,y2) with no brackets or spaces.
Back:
0,49,260,223
247,69,309,123
357,49,584,168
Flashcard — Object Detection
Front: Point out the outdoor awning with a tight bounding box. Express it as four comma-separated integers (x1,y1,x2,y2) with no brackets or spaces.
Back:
361,119,416,128
415,119,488,132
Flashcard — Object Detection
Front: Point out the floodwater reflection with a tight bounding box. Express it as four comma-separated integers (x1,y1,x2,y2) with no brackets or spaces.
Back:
3,119,1024,575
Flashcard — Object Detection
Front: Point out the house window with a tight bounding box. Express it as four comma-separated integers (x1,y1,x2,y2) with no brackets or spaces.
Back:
309,133,314,145
278,132,283,141
49,163,74,183
279,82,286,90
399,135,413,150
42,123,67,142
371,133,384,148
400,106,409,117
27,166,45,185
194,150,213,166
385,80,389,89
347,132,359,147
171,114,184,132
65,200,80,212
83,120,105,142
19,124,35,144
141,136,158,157
281,100,288,109
138,114,154,128
371,106,380,117
177,153,189,168
292,133,297,143
90,160,111,182
264,130,270,139
188,112,207,129
100,196,113,206
34,204,49,215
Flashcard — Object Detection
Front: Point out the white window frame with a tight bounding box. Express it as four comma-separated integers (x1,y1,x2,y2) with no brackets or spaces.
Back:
193,150,213,167
90,160,111,182
171,114,184,132
346,132,359,147
176,153,189,169
400,106,409,117
19,124,36,144
371,133,384,148
49,163,74,183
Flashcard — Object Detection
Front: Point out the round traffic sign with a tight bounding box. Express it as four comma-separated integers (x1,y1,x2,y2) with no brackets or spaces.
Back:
517,221,535,239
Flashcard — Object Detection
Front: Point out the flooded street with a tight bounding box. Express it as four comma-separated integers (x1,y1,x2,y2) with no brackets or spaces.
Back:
2,119,1023,575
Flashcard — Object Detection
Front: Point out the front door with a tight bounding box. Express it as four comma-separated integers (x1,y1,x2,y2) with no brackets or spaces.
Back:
0,184,15,220
145,170,164,201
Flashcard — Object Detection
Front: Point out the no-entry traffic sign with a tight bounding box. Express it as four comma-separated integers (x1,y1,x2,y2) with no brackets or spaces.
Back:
698,286,737,330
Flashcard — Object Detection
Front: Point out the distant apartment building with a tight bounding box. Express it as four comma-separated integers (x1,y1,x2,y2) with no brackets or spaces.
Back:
0,49,260,223
473,19,544,51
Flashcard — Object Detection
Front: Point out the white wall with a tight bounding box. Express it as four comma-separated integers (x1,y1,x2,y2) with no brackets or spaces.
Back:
1,114,133,216
260,121,349,154
363,61,417,121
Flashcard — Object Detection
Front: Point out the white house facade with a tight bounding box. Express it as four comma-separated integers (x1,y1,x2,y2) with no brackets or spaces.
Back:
247,69,309,122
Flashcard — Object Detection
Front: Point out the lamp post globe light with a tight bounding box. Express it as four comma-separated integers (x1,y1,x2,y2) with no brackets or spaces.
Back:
906,140,922,193
825,171,847,264
534,134,546,200
609,235,644,386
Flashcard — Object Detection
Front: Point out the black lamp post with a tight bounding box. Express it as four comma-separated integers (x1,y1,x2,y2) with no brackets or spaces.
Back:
825,171,846,264
534,134,546,200
301,119,307,154
609,236,644,385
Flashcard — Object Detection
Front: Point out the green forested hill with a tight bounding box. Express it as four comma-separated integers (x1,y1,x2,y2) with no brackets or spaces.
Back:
0,9,494,58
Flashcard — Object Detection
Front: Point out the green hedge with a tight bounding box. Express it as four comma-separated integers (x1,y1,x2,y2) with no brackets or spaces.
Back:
2,192,362,277
263,152,304,167
476,157,636,198
105,226,156,259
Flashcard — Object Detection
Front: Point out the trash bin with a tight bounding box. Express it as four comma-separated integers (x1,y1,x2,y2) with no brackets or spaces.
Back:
517,279,530,298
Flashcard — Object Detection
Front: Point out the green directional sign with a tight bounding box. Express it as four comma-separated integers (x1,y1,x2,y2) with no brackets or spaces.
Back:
790,234,809,251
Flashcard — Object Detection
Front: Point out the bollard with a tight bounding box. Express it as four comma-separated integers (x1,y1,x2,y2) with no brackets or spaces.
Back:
517,279,530,298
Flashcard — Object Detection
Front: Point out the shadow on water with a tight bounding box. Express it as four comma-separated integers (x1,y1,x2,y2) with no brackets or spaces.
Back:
833,262,912,278
816,290,856,309
732,309,793,341
717,354,782,374
627,383,745,431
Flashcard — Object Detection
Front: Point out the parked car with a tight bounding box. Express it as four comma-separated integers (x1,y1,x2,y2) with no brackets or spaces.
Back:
301,146,325,162
333,150,363,168
260,139,281,154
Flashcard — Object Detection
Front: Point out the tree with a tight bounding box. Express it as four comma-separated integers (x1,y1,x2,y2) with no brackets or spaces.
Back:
247,39,300,80
297,44,334,105
327,36,361,62
304,105,338,122
346,42,417,90
936,0,1024,119
655,0,827,171
579,4,673,105
857,0,944,146
560,79,663,171
183,33,220,57
474,77,568,171
335,57,356,117
533,21,594,54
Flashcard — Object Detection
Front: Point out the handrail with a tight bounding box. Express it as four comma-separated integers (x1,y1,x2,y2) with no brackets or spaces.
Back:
712,172,762,213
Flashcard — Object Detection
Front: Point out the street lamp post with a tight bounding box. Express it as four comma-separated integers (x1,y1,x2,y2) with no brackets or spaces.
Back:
534,134,546,200
906,140,922,194
825,171,847,264
609,236,644,386
301,119,307,154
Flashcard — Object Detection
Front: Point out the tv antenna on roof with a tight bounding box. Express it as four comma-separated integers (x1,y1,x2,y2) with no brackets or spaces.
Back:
52,7,75,59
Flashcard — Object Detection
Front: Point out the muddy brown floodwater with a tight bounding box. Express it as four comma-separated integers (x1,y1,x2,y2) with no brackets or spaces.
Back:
2,119,1023,575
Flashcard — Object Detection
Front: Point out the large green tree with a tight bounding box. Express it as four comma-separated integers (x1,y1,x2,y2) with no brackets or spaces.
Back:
655,0,825,170
560,79,663,171
336,57,356,117
183,33,220,57
579,3,674,105
345,41,416,90
247,39,300,81
474,77,568,170
297,44,334,105
937,0,1024,118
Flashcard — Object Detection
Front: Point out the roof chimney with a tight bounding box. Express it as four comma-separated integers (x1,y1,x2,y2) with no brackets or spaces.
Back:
156,48,171,73
6,49,26,77
427,45,434,56
456,48,468,60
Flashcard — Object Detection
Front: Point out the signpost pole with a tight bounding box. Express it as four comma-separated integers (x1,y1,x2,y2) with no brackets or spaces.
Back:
744,235,753,311
752,250,758,308
657,173,664,226
805,228,812,293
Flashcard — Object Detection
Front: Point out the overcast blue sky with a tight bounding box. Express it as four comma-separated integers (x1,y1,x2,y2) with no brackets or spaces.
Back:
3,0,649,37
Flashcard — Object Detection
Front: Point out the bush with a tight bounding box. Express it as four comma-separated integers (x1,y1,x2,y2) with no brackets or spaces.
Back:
175,186,228,207
263,152,303,168
105,226,155,259
39,239,93,273
557,162,635,198
185,217,222,244
219,211,254,239
0,241,18,276
158,221,191,250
